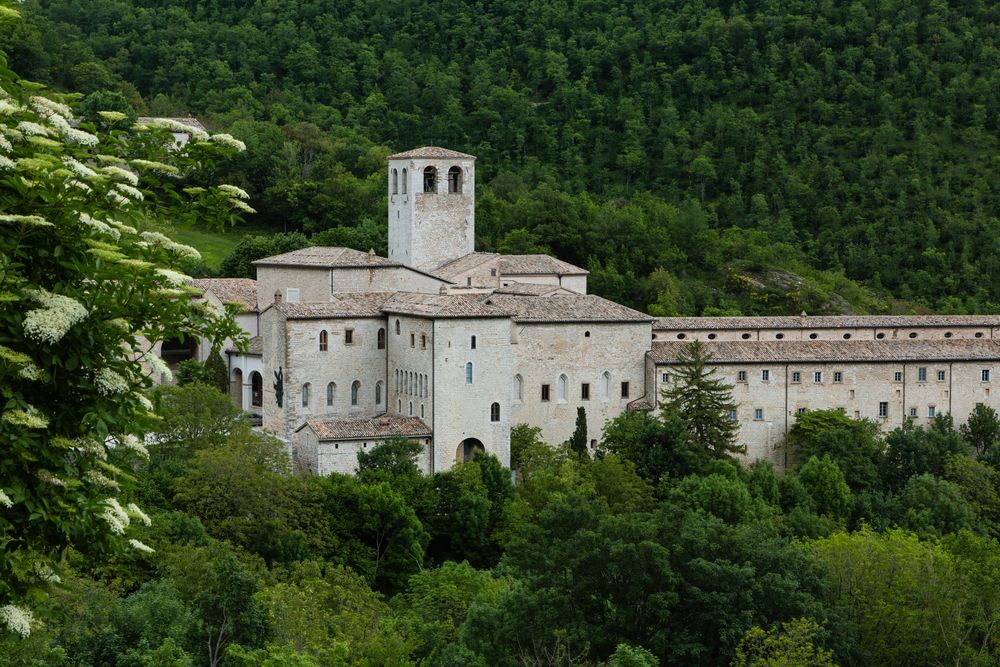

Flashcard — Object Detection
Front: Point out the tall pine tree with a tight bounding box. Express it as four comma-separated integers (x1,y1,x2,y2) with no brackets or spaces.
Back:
661,341,744,460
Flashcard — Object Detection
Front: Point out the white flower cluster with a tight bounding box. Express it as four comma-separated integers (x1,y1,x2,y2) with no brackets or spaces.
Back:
0,155,15,171
29,96,71,120
0,99,21,115
17,360,42,381
97,111,127,123
0,213,53,228
2,405,48,430
107,191,131,208
127,503,152,526
114,433,149,458
0,488,12,508
115,182,145,201
79,212,121,240
101,165,139,186
36,470,66,487
169,242,201,261
155,268,191,286
139,351,173,383
99,498,130,535
0,605,33,638
218,184,250,200
139,230,201,260
85,469,119,491
130,159,179,175
144,118,209,140
63,157,98,179
22,287,88,344
209,133,246,151
128,539,155,554
94,367,129,396
35,563,61,584
64,127,99,147
16,121,49,137
135,393,154,412
230,199,257,214
109,220,137,235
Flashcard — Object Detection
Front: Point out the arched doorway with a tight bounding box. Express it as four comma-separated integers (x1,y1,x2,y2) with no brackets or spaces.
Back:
160,336,198,369
231,368,243,409
249,371,263,409
456,437,485,463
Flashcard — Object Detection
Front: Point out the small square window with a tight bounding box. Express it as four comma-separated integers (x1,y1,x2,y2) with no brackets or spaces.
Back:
754,408,763,421
661,372,670,383
879,401,889,417
737,370,747,383
918,367,927,382
791,371,801,383
728,409,738,421
344,328,354,345
833,371,842,383
910,407,917,417
796,407,807,415
928,406,936,418
983,369,991,382
620,381,630,398
541,384,550,401
490,268,497,276
814,372,822,384
286,287,300,303
581,383,590,400
937,370,946,381
894,371,902,382
762,370,770,382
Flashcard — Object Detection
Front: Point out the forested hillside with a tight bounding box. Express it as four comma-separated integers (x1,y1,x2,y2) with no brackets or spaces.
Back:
7,0,999,314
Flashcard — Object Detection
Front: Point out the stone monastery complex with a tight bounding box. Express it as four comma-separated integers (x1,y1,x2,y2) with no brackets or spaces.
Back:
173,147,1000,475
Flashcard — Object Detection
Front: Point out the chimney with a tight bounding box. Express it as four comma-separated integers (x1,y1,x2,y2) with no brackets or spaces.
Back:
274,290,283,304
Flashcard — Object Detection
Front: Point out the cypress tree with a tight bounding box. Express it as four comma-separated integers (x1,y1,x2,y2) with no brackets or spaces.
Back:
570,405,589,458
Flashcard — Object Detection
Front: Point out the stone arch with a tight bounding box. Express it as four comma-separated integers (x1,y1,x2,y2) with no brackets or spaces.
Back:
250,371,263,408
301,382,311,408
326,381,336,407
375,381,383,405
447,166,462,193
557,373,568,402
401,168,407,193
351,380,360,406
513,374,523,401
600,371,611,400
457,437,485,463
391,168,398,194
423,166,437,193
230,367,243,409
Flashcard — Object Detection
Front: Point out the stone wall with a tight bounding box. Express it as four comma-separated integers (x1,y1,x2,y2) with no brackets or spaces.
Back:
386,315,435,425
256,266,330,309
653,325,1000,343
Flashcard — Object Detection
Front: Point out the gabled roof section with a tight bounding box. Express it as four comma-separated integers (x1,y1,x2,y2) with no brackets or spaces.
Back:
432,252,499,280
383,292,512,319
387,146,476,160
495,282,573,296
499,254,588,276
253,247,401,269
487,293,653,323
298,414,433,441
271,293,396,320
190,278,258,312
650,340,1000,364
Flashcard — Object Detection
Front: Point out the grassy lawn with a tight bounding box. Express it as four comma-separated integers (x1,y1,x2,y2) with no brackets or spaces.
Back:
168,224,265,271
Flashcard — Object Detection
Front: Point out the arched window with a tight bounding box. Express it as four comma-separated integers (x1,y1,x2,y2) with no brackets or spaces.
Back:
401,168,407,194
490,402,500,422
319,330,328,351
351,381,360,406
600,371,610,400
513,374,523,401
421,404,425,418
448,166,462,193
557,374,568,402
395,319,401,335
465,362,473,384
423,166,436,193
471,335,477,349
301,383,311,408
377,328,386,349
250,371,263,407
391,168,398,194
326,382,335,407
375,381,383,404
394,369,399,392
409,401,413,416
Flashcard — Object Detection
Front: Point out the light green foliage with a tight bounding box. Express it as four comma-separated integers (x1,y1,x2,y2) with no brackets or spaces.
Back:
960,403,1000,458
606,643,659,667
661,341,743,460
0,5,248,628
732,618,837,667
356,437,424,478
797,456,852,522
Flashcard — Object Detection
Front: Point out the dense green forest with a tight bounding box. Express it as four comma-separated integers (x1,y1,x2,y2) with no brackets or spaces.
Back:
5,0,1000,313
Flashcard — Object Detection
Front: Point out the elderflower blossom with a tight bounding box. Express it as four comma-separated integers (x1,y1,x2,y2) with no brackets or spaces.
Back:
0,133,12,152
139,351,173,382
128,539,155,554
156,268,191,286
100,502,128,535
0,155,14,170
135,394,154,412
101,165,139,185
85,469,119,490
0,489,12,508
0,213,53,228
127,503,152,526
80,213,121,240
144,117,208,140
16,121,49,137
22,288,88,344
119,433,150,458
109,220,137,235
107,191,131,207
0,605,33,638
67,179,92,192
29,96,71,118
63,157,98,179
230,199,257,214
2,406,49,430
106,318,130,333
95,154,126,164
41,113,71,132
167,241,201,261
94,367,129,395
35,563,60,584
0,345,30,364
218,184,250,200
36,470,66,487
63,127,99,147
97,111,127,123
115,183,144,201
209,133,246,151
0,99,21,115
119,258,153,270
130,158,179,175
17,361,43,381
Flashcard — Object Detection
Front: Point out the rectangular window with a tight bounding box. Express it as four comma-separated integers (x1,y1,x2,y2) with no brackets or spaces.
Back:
797,407,807,415
761,370,770,382
737,370,747,383
754,408,763,421
937,370,946,381
983,369,991,382
791,371,801,383
662,372,670,383
541,384,550,402
928,406,936,418
879,401,888,418
918,367,927,382
581,383,590,400
410,333,415,348
344,328,354,345
894,371,903,382
621,381,630,398
729,409,738,421
286,288,300,303
833,371,843,383
421,334,427,349
814,371,822,384
490,268,497,276
910,407,917,417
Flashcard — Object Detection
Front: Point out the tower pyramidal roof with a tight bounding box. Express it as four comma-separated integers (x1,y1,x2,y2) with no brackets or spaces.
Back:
387,146,476,160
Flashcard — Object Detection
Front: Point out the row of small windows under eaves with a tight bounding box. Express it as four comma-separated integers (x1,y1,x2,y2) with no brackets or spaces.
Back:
513,372,630,402
732,404,941,422
397,399,427,419
395,369,428,398
701,368,993,384
391,166,463,195
656,330,989,341
318,328,386,351
299,381,382,409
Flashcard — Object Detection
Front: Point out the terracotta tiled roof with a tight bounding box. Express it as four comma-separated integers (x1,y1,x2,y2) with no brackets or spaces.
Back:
383,292,512,318
226,335,262,356
300,414,432,441
190,278,258,312
650,340,1000,364
487,293,653,323
627,396,654,412
433,252,499,280
387,146,476,160
253,247,400,269
653,315,1000,331
274,293,396,319
495,282,569,296
499,254,588,276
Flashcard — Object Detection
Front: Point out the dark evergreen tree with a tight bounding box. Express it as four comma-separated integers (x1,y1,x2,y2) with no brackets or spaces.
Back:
570,406,588,458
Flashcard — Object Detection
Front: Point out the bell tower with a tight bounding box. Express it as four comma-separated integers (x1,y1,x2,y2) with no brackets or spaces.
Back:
387,146,475,272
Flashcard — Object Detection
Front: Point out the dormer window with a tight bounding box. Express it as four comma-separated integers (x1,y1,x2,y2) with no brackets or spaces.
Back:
423,166,436,193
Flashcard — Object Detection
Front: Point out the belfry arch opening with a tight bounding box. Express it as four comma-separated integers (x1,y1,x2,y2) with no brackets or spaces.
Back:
423,166,437,193
447,166,462,193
